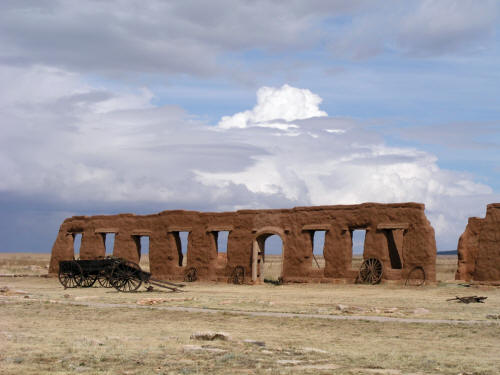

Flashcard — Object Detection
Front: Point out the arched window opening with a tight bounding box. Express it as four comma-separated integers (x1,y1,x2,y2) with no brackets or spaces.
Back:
252,233,283,282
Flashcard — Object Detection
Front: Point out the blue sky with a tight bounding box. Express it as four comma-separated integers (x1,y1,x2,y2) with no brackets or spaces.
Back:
0,0,499,252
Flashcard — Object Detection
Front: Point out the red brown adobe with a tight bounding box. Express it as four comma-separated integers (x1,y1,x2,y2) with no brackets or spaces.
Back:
456,203,500,281
49,202,437,283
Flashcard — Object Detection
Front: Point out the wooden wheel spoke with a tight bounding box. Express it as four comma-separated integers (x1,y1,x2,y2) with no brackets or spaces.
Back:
358,258,383,285
111,260,143,292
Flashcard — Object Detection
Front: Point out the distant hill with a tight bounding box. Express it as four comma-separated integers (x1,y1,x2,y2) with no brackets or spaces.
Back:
437,250,457,255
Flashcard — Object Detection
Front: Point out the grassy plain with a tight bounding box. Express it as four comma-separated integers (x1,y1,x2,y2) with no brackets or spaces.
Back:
1,253,500,375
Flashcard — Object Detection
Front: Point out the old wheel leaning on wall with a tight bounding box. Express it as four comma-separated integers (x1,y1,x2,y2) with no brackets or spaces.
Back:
184,267,198,282
230,265,245,284
358,258,383,284
405,266,426,286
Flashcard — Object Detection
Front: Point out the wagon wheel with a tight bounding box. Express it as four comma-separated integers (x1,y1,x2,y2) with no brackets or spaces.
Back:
358,258,383,284
184,267,197,282
97,269,113,288
405,266,426,287
111,260,143,292
230,266,245,285
58,261,83,288
80,272,98,288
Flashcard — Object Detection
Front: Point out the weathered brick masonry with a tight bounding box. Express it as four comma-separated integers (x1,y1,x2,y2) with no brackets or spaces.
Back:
49,202,437,283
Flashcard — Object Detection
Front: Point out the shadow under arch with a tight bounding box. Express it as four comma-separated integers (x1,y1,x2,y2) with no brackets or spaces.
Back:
252,226,285,283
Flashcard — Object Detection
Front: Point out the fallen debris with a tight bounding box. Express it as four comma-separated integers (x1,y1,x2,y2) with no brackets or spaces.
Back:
300,347,329,354
296,364,340,370
486,314,500,320
136,298,166,305
243,339,265,347
264,278,283,286
183,344,202,351
183,345,226,353
412,308,430,315
137,296,192,305
447,296,487,304
277,359,303,365
190,331,230,341
383,307,398,314
0,286,29,296
335,304,366,313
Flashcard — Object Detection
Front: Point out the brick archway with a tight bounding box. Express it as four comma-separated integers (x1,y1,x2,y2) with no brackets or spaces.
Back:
252,227,285,283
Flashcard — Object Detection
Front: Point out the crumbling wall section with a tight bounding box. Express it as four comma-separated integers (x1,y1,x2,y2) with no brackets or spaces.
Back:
456,204,500,281
49,202,437,283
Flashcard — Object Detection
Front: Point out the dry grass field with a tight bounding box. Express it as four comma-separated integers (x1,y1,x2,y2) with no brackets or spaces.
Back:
1,253,500,375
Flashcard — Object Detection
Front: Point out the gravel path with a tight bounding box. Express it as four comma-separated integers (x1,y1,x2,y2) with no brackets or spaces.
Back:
8,296,499,326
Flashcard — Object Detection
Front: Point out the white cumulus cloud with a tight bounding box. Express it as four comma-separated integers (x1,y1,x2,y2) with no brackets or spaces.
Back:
217,84,327,129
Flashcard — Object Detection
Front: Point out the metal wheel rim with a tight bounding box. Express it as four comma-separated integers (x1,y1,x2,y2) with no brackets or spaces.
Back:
405,266,426,287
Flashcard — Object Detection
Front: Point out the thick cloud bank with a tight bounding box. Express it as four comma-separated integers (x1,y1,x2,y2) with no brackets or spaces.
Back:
1,1,497,78
0,67,496,250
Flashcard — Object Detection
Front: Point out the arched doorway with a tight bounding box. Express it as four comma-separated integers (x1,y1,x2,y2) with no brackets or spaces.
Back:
252,227,285,283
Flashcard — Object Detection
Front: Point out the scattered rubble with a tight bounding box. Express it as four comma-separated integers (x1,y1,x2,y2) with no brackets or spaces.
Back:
383,308,398,313
0,286,29,296
136,298,167,306
335,304,365,313
300,347,329,354
413,308,430,315
183,345,226,353
296,364,340,370
277,359,303,365
183,344,202,351
190,331,230,341
243,339,265,347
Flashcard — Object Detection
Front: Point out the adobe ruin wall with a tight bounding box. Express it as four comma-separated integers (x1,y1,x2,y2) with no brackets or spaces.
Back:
456,203,500,282
49,202,437,283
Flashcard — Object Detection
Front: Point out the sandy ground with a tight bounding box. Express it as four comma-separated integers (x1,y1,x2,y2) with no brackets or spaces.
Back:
1,254,500,374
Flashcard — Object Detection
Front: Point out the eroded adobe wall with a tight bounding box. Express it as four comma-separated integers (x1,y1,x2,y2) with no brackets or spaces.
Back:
283,203,436,282
456,203,500,281
49,202,437,283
